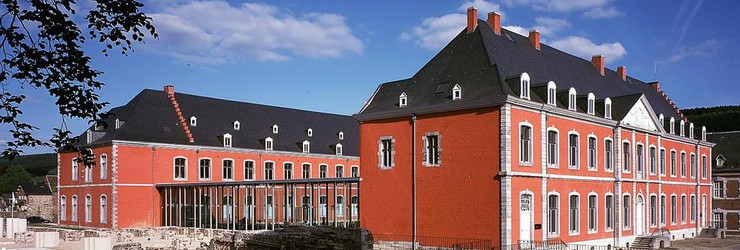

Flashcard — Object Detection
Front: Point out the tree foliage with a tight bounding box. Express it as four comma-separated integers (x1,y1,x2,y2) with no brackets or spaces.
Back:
684,105,740,132
0,164,31,194
0,0,157,159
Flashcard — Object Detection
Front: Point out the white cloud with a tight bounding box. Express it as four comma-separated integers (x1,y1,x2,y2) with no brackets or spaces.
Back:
583,7,623,19
459,0,502,15
665,39,719,63
146,1,364,64
550,36,627,61
503,0,609,12
532,17,570,36
503,25,529,36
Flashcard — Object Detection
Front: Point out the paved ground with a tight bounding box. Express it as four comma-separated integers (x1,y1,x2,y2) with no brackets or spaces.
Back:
668,236,740,249
0,233,211,250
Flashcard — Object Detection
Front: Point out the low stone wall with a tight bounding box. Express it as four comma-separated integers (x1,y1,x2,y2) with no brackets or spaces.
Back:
204,226,372,250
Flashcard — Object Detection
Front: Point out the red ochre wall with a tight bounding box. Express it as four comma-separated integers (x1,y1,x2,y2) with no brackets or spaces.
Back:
359,107,501,242
59,146,113,229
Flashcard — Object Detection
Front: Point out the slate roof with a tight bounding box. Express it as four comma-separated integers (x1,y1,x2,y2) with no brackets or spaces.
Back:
19,181,52,195
356,19,691,135
708,131,740,173
73,89,358,156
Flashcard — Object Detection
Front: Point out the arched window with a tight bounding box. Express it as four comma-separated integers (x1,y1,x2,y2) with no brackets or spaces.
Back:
569,193,580,233
568,132,580,168
336,165,344,178
604,97,612,119
272,124,279,134
689,123,695,138
659,114,664,128
670,117,675,134
302,163,311,179
265,137,273,150
399,92,408,107
99,154,108,179
284,162,293,180
520,72,530,100
547,81,557,106
452,84,462,100
71,195,78,221
319,164,328,178
547,193,560,236
307,128,313,137
519,123,533,165
338,131,344,141
100,195,107,224
702,126,707,141
587,93,595,115
85,195,92,222
351,166,359,177
302,140,310,153
233,121,240,130
568,88,577,111
223,133,232,147
190,116,197,127
623,194,631,229
60,196,67,221
623,142,631,172
244,160,255,180
264,161,275,180
71,157,78,181
222,159,234,180
605,194,614,230
173,157,187,180
680,120,685,136
335,143,343,156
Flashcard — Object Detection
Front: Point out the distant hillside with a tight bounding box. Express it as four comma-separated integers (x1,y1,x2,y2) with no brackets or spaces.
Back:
683,105,740,132
0,153,56,177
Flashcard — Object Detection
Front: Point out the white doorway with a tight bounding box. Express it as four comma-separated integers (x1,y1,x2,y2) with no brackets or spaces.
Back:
520,194,533,242
702,195,707,227
635,195,645,235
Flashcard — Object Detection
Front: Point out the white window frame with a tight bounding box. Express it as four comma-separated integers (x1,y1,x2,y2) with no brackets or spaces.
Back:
714,180,725,198
690,194,696,223
660,148,667,176
587,135,598,171
670,117,675,134
272,124,279,134
660,194,666,226
623,194,631,230
452,84,462,100
605,192,614,231
519,122,534,166
604,97,612,119
244,160,255,180
265,137,273,151
351,165,360,178
689,123,694,138
568,131,580,169
72,157,78,181
622,141,631,173
569,192,580,235
85,194,92,223
547,191,560,237
307,128,313,137
302,163,312,179
670,149,677,177
681,151,687,177
190,116,197,127
650,194,658,227
302,140,310,154
71,195,78,222
680,120,685,136
222,159,234,181
336,143,343,156
100,195,107,224
520,72,530,100
649,146,657,175
547,81,557,106
60,196,67,221
283,162,294,180
223,133,232,147
99,154,107,179
702,155,707,179
636,143,644,176
659,114,664,128
379,136,395,169
587,93,595,115
423,132,441,167
335,165,344,178
399,92,408,108
587,192,598,233
681,194,687,224
233,121,240,130
198,157,212,180
702,126,706,141
546,127,559,168
671,194,677,225
173,156,188,180
264,161,275,180
339,131,344,141
319,164,328,178
604,137,613,172
568,88,577,111
690,153,697,179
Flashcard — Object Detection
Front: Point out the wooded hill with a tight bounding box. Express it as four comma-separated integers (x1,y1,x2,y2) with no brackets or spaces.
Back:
683,105,740,132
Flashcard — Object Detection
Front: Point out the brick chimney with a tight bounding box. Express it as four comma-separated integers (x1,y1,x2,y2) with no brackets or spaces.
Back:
487,12,501,35
164,85,175,95
528,30,540,50
467,7,478,33
617,66,627,80
591,55,605,75
650,82,661,92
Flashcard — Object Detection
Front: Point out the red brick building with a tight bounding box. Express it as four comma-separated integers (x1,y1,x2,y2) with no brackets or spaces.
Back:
58,86,359,229
354,8,713,248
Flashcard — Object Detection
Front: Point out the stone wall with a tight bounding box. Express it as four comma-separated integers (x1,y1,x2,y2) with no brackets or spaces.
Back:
205,226,372,250
26,194,54,219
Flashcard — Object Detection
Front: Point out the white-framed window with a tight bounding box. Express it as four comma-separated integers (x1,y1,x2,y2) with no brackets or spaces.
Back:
689,123,695,138
266,195,274,219
587,136,597,170
379,137,394,168
190,116,197,127
680,120,685,136
336,165,344,178
60,196,67,221
100,195,107,224
335,143,343,156
690,153,697,179
714,181,724,198
587,93,595,115
569,193,580,234
681,194,687,224
636,144,644,175
174,157,187,180
568,88,577,111
690,195,696,223
622,142,631,173
659,114,664,128
520,124,533,165
351,196,359,217
302,140,310,153
199,158,211,180
568,132,580,168
265,137,273,151
339,131,344,141
302,163,311,179
115,118,121,129
244,160,255,180
605,194,614,231
547,192,560,236
670,117,675,134
85,195,92,222
319,164,328,178
671,194,677,224
650,194,657,226
351,166,360,177
623,194,631,229
547,81,556,106
264,161,275,180
233,121,240,130
272,124,279,134
99,154,107,179
681,151,687,177
284,162,293,180
588,193,598,232
72,157,78,181
660,148,666,176
319,196,328,218
660,194,666,225
649,146,657,175
702,126,706,141
604,97,612,119
702,155,707,179
222,159,234,180
546,129,559,168
670,150,677,176
223,133,232,147
71,195,78,221
399,92,408,107
424,133,440,166
336,195,345,217
605,138,613,171
520,73,530,100
84,160,93,183
307,128,313,137
452,84,462,100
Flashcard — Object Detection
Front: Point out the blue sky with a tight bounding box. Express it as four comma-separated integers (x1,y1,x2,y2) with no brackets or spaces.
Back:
6,0,739,154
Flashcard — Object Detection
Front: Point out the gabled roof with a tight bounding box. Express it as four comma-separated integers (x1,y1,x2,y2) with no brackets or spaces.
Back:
355,19,690,137
709,131,740,173
19,181,52,195
73,89,358,156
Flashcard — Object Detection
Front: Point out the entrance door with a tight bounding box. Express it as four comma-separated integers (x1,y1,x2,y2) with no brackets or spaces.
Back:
702,195,707,227
635,195,645,235
519,194,533,242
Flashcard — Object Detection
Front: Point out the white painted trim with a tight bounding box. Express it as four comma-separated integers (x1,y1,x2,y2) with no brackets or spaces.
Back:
111,140,358,160
173,156,188,181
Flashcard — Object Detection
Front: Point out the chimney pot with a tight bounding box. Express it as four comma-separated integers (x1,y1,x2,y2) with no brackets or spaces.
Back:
591,55,605,76
466,7,478,33
617,66,627,81
487,12,501,35
528,30,540,50
164,85,175,95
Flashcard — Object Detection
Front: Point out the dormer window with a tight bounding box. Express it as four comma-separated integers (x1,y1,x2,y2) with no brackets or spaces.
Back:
302,140,310,153
701,126,706,141
336,143,343,156
520,73,530,100
670,117,675,134
265,137,273,150
568,88,577,111
339,131,344,141
399,92,408,108
680,120,685,136
547,81,556,106
689,123,694,138
86,130,92,144
233,121,240,130
452,84,462,100
659,114,664,128
115,119,121,129
307,128,313,137
604,97,612,119
587,93,595,115
223,133,232,147
272,124,278,134
190,116,197,127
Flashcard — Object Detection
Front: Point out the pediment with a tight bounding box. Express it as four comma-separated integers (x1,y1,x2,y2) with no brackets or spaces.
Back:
621,97,661,131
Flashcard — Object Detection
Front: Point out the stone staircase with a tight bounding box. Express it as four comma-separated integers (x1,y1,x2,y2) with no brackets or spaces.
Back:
631,236,655,249
699,228,717,238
